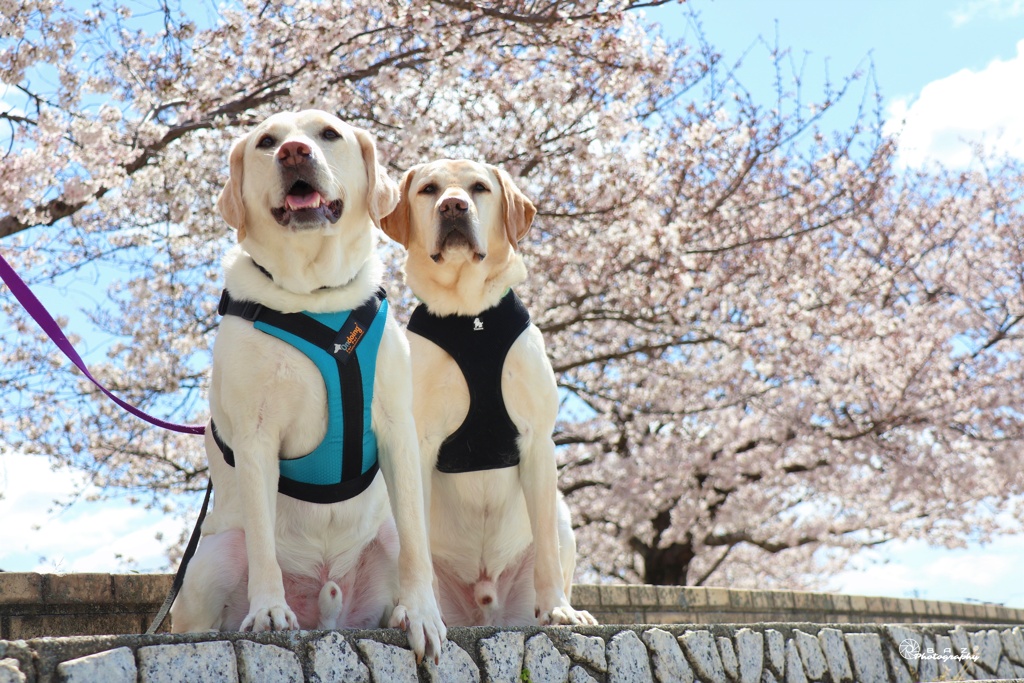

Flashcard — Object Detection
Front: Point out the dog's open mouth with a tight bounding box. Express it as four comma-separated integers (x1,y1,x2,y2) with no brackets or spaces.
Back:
271,180,344,227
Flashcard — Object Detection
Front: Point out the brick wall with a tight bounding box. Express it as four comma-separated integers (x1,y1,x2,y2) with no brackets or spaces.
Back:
1,573,1021,640
569,584,1024,627
0,573,172,639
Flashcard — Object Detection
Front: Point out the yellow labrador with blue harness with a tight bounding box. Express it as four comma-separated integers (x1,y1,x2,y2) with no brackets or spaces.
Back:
382,159,596,627
170,111,445,662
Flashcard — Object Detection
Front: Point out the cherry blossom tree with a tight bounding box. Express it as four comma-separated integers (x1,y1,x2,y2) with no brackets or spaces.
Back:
3,0,1024,587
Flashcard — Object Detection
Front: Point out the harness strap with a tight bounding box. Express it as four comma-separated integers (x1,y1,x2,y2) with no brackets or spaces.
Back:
216,287,385,368
210,421,380,504
214,287,386,504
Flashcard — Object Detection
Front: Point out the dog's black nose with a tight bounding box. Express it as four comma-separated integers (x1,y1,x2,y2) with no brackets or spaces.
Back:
439,196,469,215
277,141,312,168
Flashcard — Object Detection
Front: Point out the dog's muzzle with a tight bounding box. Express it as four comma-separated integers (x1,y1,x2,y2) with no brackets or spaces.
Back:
430,195,485,262
268,141,343,228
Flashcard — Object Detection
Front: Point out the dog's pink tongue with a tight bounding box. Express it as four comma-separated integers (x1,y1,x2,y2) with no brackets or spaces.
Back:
285,192,322,211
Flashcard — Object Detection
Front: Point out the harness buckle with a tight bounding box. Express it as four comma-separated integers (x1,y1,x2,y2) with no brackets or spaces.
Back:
217,290,264,321
238,300,264,321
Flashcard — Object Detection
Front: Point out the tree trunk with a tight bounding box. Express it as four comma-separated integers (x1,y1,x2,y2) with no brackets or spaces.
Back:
638,542,695,585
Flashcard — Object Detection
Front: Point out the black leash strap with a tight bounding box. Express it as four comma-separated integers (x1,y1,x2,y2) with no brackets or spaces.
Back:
146,479,213,634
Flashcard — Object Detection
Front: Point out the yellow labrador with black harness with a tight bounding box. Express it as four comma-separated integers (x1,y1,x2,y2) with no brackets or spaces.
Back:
170,110,445,661
382,159,596,627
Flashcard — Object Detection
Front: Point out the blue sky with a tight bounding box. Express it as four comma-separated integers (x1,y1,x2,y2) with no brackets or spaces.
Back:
657,0,1024,98
650,0,1024,167
4,0,1024,606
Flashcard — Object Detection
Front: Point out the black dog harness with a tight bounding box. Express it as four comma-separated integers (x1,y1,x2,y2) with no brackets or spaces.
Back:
211,287,387,504
407,290,531,474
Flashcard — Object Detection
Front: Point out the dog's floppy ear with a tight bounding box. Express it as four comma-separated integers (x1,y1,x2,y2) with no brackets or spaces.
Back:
217,135,248,242
354,126,399,230
493,166,536,250
380,167,418,248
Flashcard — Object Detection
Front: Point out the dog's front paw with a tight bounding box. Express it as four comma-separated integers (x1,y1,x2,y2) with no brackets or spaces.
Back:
240,599,299,632
537,600,599,626
389,596,447,665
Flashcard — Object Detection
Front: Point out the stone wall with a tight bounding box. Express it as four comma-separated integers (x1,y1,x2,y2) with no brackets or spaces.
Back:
4,573,1024,682
4,622,1024,683
1,573,1021,640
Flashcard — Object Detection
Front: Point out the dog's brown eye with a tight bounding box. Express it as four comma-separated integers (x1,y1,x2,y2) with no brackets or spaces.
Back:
322,128,340,141
419,183,437,195
472,182,490,193
256,134,276,149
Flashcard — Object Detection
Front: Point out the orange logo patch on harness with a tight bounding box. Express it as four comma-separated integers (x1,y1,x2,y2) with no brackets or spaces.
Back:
333,323,365,356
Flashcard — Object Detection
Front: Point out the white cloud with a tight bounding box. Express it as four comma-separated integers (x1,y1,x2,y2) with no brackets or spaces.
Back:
831,536,1024,606
830,561,920,598
921,551,1013,587
886,39,1024,168
0,450,184,572
951,0,1024,27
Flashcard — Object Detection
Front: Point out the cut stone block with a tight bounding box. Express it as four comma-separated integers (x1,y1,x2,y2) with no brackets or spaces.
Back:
0,574,43,605
886,646,913,683
792,630,827,681
642,628,694,683
424,640,480,683
569,666,599,683
969,629,1003,673
607,630,652,683
917,636,937,683
308,632,369,683
480,631,526,683
817,628,852,683
524,633,569,683
997,656,1018,679
47,573,113,603
735,628,764,683
0,659,25,683
718,636,739,681
236,640,302,683
601,585,632,606
679,630,726,682
357,639,418,683
948,626,974,676
765,629,785,678
845,633,886,683
112,574,173,605
884,626,920,676
933,635,959,681
563,633,607,672
137,642,238,683
1001,628,1024,665
57,647,135,683
1014,629,1024,662
784,640,807,683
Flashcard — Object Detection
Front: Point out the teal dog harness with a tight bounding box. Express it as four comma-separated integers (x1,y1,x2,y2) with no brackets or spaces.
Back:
211,287,388,504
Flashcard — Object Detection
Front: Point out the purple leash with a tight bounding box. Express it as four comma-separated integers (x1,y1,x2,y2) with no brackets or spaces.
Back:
1,247,210,634
0,248,205,435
